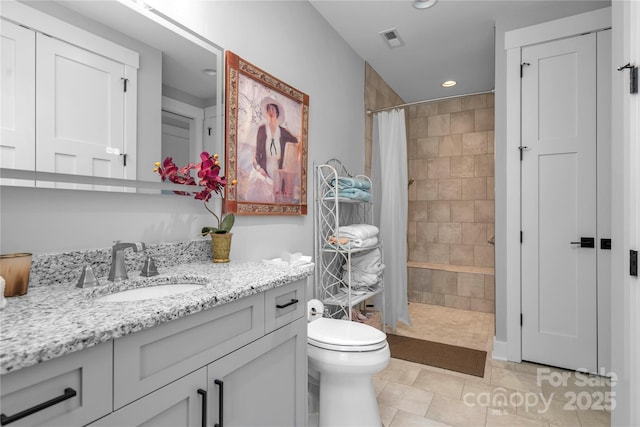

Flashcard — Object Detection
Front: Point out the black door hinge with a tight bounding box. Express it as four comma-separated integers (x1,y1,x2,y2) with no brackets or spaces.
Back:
617,63,638,94
121,77,129,92
631,250,638,276
520,314,523,326
120,153,127,166
520,62,530,78
520,231,523,243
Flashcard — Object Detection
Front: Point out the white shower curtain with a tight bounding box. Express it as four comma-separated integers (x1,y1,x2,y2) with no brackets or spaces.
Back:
371,108,411,331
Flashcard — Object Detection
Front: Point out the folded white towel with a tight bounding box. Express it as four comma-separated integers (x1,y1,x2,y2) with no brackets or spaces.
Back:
337,224,379,240
349,236,378,248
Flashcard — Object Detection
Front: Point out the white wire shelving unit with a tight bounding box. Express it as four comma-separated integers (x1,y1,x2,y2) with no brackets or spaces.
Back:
313,159,385,325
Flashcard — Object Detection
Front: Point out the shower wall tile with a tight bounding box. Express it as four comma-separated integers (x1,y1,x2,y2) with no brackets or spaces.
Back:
409,201,429,221
488,131,495,153
417,137,439,158
416,102,438,117
438,223,462,244
470,298,494,313
461,94,487,111
427,158,451,179
427,243,450,264
437,98,461,114
474,107,495,132
408,221,417,244
450,201,475,223
431,270,457,294
450,110,475,134
462,223,488,245
450,156,475,177
428,114,450,137
422,292,446,306
438,178,461,200
409,180,417,201
416,222,438,243
487,177,495,200
462,177,487,200
474,154,494,177
474,200,495,222
409,158,429,179
409,117,429,139
439,135,463,157
426,201,451,222
484,275,495,300
416,179,439,200
445,295,471,310
474,246,495,268
462,132,488,155
449,245,474,266
457,273,485,298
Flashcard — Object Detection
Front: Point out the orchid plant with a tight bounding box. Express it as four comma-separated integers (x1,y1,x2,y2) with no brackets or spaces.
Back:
154,152,236,235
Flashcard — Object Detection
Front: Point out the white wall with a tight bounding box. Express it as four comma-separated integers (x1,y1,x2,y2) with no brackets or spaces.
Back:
0,1,365,268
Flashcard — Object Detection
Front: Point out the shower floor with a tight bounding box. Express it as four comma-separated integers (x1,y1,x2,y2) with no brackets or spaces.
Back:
391,302,495,352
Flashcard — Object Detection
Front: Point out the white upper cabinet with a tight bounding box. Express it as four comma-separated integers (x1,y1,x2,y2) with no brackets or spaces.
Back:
0,20,36,174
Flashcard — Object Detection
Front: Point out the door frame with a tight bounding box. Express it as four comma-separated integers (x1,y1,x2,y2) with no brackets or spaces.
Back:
611,1,639,425
503,8,611,364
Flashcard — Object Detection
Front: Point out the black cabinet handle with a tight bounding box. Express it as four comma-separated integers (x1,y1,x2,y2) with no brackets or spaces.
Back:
0,387,77,425
197,388,207,427
214,379,224,427
276,298,299,309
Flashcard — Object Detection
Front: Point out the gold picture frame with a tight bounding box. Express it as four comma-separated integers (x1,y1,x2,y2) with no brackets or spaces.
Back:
224,51,309,215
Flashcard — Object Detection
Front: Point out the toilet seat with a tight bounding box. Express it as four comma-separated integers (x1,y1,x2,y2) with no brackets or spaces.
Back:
308,317,387,352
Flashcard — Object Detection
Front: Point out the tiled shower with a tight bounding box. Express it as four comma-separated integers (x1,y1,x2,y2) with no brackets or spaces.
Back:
406,93,495,313
364,64,495,315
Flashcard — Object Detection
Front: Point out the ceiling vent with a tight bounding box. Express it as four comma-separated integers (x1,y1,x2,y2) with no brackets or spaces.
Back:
379,28,405,49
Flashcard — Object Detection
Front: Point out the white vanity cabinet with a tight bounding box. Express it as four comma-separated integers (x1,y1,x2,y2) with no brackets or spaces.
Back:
0,342,113,427
91,279,307,427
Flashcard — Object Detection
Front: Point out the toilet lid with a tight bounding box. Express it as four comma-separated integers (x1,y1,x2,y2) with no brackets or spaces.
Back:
308,318,387,352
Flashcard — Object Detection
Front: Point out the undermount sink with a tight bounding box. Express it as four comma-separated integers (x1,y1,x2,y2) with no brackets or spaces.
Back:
95,283,204,302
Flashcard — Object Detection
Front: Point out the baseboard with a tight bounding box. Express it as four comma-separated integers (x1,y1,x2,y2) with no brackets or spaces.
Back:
491,337,508,361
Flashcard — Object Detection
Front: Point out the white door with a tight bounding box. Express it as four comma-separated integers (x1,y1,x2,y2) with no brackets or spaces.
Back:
521,33,598,371
35,33,127,183
0,20,35,183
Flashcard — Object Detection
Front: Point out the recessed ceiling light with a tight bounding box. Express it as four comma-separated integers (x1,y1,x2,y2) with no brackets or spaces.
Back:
413,0,438,10
202,69,217,76
442,80,457,87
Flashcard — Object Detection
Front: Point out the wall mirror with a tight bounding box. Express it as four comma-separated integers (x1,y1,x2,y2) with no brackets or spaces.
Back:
0,0,223,192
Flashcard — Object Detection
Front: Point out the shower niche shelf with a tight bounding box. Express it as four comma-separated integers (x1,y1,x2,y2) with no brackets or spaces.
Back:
313,159,385,327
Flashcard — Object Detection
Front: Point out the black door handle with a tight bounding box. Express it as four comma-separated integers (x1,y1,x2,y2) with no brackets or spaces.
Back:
570,237,595,248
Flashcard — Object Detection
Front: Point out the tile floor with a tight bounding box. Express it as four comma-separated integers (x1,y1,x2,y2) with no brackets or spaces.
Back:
374,303,612,427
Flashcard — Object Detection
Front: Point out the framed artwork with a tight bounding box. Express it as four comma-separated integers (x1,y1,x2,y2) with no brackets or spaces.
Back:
224,51,309,215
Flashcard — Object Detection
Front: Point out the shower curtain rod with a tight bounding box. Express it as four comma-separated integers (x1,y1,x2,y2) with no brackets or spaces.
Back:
366,89,495,115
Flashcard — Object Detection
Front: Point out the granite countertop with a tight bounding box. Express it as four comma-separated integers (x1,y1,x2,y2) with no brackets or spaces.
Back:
0,260,313,375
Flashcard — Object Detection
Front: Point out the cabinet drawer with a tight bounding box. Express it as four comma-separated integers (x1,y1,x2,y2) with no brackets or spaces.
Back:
113,292,264,409
264,279,306,333
0,342,113,427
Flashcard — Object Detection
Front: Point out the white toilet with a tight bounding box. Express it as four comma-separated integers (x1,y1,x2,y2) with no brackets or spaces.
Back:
307,304,390,427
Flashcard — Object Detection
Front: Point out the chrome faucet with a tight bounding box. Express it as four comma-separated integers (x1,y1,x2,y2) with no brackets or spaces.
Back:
108,241,146,282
